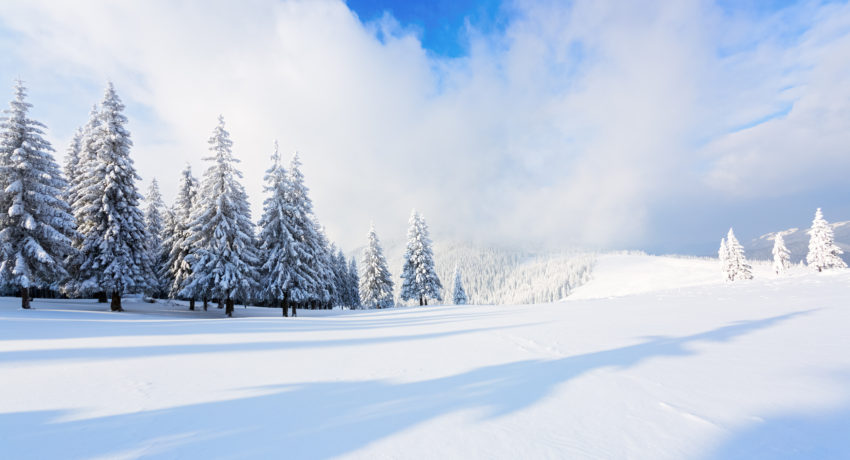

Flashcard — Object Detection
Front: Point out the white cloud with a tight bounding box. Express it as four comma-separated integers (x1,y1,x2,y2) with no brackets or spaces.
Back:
0,0,847,251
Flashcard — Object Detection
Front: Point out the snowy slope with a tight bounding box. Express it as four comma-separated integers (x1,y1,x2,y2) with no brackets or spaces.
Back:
748,220,850,263
2,268,849,459
568,253,775,300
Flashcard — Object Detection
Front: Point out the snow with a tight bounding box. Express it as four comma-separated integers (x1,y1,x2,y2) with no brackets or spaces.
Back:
2,260,850,459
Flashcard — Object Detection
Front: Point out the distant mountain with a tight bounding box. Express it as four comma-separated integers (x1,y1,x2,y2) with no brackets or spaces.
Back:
350,239,595,306
747,221,850,263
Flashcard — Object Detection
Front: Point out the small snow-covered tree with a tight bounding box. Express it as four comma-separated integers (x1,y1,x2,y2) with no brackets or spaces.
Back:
719,237,731,281
772,233,791,275
348,257,361,309
163,164,199,308
725,228,752,281
0,81,76,308
182,116,258,317
400,210,442,305
71,82,152,310
360,224,394,308
806,208,846,272
144,178,167,297
452,265,468,305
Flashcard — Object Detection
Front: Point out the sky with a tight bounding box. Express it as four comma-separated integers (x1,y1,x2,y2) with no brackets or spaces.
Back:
0,0,848,255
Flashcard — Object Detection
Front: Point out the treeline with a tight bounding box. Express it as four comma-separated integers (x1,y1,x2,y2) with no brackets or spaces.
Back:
0,81,466,316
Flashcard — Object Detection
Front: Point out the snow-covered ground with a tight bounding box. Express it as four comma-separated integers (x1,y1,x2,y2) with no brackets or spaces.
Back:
2,258,849,459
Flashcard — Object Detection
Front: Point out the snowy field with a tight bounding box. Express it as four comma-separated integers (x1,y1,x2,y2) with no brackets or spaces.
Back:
2,257,850,459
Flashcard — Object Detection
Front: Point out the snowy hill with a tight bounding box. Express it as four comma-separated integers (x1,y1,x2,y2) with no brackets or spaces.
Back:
747,220,850,263
355,240,595,305
2,269,849,459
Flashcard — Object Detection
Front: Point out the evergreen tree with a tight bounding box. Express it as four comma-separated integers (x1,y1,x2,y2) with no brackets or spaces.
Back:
359,224,394,308
63,127,83,190
181,116,258,317
806,208,847,272
725,228,753,281
71,82,152,310
312,221,335,309
333,248,349,307
64,105,100,298
772,233,791,275
719,238,730,281
159,205,177,298
452,265,468,305
0,80,76,308
144,178,166,297
164,164,199,308
257,141,296,316
400,210,442,305
348,257,361,309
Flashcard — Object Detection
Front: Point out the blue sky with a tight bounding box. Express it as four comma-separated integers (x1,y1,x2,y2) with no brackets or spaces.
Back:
0,0,848,255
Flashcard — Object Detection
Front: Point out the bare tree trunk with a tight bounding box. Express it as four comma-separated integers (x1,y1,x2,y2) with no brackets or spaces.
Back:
291,302,297,317
281,294,288,317
419,295,423,306
21,286,30,309
110,291,123,311
225,298,234,317
203,297,208,311
189,298,195,311
424,298,428,306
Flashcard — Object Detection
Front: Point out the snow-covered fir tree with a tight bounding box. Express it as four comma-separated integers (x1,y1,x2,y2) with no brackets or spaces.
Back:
144,178,167,297
182,116,258,317
806,208,846,272
360,224,394,308
348,257,361,309
311,221,335,309
333,248,349,307
772,233,791,275
0,81,76,309
63,105,100,298
257,141,297,316
724,228,753,281
62,127,83,189
163,164,199,308
70,82,152,310
452,265,468,305
400,210,442,305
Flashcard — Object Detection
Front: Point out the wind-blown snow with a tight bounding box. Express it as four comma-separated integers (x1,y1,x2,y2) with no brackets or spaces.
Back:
1,265,849,459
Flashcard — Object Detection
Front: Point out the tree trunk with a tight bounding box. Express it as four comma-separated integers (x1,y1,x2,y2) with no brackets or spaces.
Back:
225,298,234,317
281,296,288,317
111,291,123,311
97,291,108,303
419,295,423,306
291,302,297,317
189,298,195,311
203,297,208,311
21,286,30,309
424,298,428,306
218,299,223,309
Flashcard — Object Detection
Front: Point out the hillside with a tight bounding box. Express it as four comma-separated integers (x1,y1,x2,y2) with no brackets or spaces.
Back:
2,263,849,459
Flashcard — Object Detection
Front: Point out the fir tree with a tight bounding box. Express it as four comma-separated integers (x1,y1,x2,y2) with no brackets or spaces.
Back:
333,248,349,307
164,164,199,308
772,233,791,275
400,210,442,305
806,208,847,272
71,82,152,310
257,141,296,316
452,265,468,305
144,178,166,297
0,80,76,308
719,238,730,281
725,228,753,281
348,257,361,309
359,224,394,309
181,116,258,317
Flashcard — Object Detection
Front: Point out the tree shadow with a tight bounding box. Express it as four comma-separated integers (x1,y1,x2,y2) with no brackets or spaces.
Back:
1,311,813,459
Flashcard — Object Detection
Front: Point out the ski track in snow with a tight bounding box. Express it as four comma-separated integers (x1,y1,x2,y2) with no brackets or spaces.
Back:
1,255,849,459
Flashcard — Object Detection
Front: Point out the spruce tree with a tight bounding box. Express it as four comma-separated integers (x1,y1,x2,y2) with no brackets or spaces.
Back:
164,164,199,308
400,210,442,305
359,224,394,309
181,116,258,317
257,141,296,316
726,228,753,281
144,178,166,297
0,80,76,308
772,233,791,275
348,257,361,309
719,238,730,281
452,265,468,305
75,82,152,310
806,208,847,272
